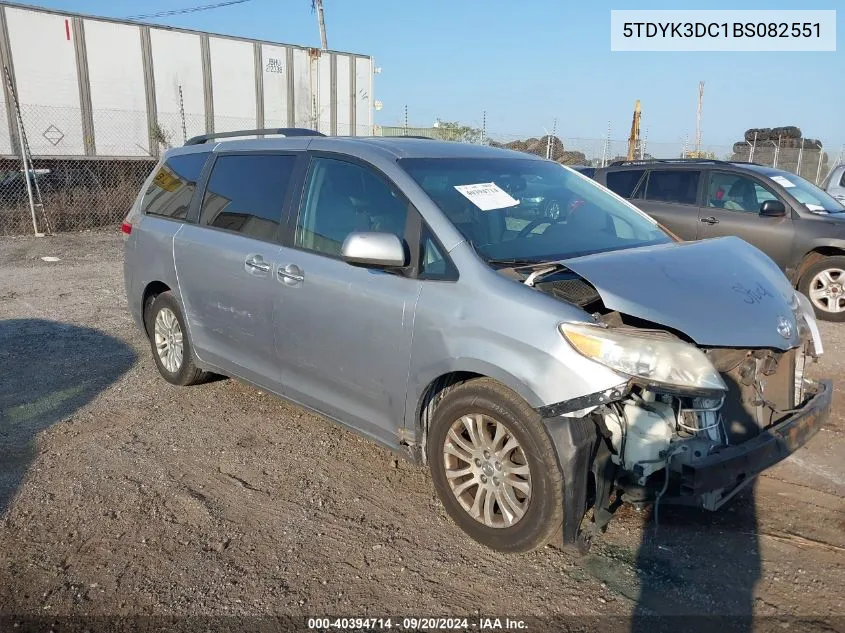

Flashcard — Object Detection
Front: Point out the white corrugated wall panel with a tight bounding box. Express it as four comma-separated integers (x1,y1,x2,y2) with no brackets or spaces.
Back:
150,29,205,145
335,55,350,136
354,57,372,136
316,54,331,134
84,19,147,156
209,36,255,134
6,7,83,155
261,44,288,127
291,48,312,128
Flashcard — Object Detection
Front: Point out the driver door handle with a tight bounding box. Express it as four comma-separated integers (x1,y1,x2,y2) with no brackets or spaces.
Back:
278,263,304,284
700,216,719,225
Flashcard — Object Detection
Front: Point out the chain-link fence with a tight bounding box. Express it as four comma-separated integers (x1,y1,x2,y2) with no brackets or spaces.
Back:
1,108,841,236
0,157,155,236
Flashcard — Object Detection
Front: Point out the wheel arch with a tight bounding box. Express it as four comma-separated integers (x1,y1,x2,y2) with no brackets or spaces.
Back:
141,281,171,336
408,360,544,461
792,245,845,286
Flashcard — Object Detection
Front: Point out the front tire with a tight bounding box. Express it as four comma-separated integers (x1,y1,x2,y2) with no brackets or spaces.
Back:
427,378,564,553
799,256,845,322
145,291,209,386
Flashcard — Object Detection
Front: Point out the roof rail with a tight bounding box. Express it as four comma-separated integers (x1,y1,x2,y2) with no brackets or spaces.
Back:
608,158,744,167
185,127,325,145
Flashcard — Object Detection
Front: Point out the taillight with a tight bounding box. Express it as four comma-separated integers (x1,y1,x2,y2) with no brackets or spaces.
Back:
120,222,132,235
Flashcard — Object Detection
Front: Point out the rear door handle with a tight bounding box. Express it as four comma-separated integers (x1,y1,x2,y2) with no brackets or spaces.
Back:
278,263,304,284
700,216,719,225
245,255,271,273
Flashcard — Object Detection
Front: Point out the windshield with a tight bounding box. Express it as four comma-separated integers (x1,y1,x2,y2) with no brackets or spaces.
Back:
399,157,671,263
768,172,845,213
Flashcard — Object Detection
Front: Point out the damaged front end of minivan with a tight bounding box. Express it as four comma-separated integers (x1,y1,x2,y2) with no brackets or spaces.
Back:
523,237,832,552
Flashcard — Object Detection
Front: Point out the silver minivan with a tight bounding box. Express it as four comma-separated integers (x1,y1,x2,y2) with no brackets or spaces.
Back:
123,129,831,553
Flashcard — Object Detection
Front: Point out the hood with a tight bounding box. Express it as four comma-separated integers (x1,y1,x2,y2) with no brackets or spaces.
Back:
561,237,801,349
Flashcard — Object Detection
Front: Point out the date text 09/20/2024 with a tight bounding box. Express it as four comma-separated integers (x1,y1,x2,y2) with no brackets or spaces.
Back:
307,617,528,630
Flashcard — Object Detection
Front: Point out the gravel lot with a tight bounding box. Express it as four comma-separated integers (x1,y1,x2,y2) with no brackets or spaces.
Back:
0,230,843,629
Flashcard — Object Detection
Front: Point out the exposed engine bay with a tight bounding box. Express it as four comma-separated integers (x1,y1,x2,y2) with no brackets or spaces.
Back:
599,343,805,510
504,258,827,547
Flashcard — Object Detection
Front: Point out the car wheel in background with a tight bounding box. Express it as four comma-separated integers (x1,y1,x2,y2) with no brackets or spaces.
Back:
145,291,209,385
427,378,564,553
799,256,845,322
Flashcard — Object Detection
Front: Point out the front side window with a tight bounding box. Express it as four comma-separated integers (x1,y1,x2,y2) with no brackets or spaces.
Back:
295,157,408,257
419,225,456,280
707,172,774,213
199,154,296,242
400,158,671,264
643,170,700,205
142,153,208,219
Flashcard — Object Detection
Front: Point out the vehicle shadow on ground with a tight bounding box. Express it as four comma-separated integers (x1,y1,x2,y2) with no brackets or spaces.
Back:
630,488,760,632
0,318,136,514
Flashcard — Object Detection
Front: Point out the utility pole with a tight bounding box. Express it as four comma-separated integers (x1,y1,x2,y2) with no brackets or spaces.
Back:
626,100,641,161
695,81,704,155
313,0,327,50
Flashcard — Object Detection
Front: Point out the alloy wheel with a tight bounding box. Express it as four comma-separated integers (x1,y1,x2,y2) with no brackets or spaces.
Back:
442,413,531,528
154,307,184,373
808,268,845,314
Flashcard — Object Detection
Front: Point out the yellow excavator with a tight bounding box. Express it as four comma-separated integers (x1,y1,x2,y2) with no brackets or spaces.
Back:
627,100,641,161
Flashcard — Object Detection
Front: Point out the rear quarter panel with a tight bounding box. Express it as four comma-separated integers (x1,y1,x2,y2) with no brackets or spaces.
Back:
124,215,184,330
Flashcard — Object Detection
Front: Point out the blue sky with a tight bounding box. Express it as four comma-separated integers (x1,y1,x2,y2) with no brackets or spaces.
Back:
21,0,844,153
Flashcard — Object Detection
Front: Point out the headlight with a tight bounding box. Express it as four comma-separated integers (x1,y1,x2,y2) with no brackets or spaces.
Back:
559,322,727,393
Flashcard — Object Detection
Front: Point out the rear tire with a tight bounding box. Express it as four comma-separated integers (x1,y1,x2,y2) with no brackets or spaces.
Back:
798,256,845,322
427,378,564,553
145,291,209,385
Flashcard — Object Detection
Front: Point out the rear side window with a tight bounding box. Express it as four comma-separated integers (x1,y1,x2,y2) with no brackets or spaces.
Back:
199,154,296,242
605,169,644,198
141,153,208,219
644,170,700,205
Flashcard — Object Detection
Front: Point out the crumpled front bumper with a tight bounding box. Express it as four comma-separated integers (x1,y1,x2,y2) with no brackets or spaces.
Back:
679,379,832,496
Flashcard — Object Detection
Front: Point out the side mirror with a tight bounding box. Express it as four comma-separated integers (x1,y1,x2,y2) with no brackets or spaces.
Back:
760,200,786,217
341,231,407,268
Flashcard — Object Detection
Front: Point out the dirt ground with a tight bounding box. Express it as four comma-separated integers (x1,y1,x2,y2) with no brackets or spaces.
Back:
0,230,843,631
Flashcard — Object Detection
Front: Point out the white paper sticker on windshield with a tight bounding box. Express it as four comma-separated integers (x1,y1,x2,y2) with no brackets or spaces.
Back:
805,203,826,212
454,182,519,211
771,175,795,188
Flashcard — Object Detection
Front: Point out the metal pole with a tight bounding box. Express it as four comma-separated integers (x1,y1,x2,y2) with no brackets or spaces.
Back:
314,0,328,50
481,110,486,144
797,139,804,177
16,113,39,236
815,151,823,185
749,131,757,163
774,135,781,168
403,105,408,136
179,84,187,144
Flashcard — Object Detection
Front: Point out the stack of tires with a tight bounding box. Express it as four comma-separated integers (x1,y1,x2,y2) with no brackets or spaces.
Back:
495,136,587,165
730,126,829,182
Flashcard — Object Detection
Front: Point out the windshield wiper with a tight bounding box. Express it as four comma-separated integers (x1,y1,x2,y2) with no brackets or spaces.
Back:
485,257,570,286
485,257,547,267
